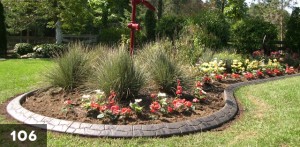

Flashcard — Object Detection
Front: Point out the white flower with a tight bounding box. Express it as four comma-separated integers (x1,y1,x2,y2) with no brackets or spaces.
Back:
201,90,207,94
158,92,167,97
82,94,91,99
94,89,104,94
135,99,142,103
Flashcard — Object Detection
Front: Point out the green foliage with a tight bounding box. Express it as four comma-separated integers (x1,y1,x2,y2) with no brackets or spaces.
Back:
188,9,230,49
98,28,129,44
144,10,156,41
0,2,7,57
231,17,278,54
224,0,247,22
14,43,34,55
157,0,163,19
92,48,145,101
136,42,186,94
156,16,184,40
285,7,300,53
33,44,66,58
46,43,92,91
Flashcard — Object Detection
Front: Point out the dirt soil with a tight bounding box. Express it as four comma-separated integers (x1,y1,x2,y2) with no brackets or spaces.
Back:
22,80,239,125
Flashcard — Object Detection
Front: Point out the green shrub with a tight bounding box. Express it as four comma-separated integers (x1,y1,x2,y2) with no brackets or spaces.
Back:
145,10,156,41
156,16,184,40
14,43,33,55
285,7,300,54
46,42,91,90
0,2,7,57
188,9,230,49
98,27,129,44
231,17,277,54
33,44,66,58
91,48,145,101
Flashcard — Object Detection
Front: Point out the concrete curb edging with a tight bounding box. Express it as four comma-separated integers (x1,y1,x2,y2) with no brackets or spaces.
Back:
6,74,300,137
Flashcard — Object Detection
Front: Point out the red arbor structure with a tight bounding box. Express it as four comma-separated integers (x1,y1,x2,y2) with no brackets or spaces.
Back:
127,0,155,56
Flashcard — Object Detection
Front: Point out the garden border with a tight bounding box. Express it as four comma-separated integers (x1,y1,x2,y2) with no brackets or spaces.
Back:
6,74,300,138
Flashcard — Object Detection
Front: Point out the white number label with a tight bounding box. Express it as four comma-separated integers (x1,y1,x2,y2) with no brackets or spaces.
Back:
10,130,37,142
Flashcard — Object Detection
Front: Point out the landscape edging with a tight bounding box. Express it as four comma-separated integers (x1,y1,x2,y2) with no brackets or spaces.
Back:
6,74,300,137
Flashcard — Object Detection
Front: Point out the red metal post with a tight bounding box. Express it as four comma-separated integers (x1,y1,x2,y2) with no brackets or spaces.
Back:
129,0,136,56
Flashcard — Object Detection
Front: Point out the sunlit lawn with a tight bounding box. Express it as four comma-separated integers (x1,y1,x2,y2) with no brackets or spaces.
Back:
0,59,299,146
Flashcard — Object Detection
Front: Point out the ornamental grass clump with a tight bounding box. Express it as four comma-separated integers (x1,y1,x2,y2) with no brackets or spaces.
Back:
92,48,145,101
46,42,92,90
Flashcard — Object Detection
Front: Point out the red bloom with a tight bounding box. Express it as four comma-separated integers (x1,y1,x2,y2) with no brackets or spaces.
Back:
121,108,132,115
256,70,264,77
99,105,108,112
150,101,161,112
110,105,120,115
177,85,182,91
173,99,185,109
108,91,116,101
167,106,173,113
273,69,282,76
184,101,192,108
150,93,157,99
244,72,254,80
196,81,202,88
91,102,99,109
64,100,72,105
176,89,182,95
215,74,222,81
266,69,273,76
223,73,228,78
193,98,199,103
150,109,156,113
231,73,240,79
203,76,211,83
285,65,295,74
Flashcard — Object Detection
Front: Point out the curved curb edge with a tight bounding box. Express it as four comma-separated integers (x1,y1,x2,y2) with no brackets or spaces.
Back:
6,74,300,138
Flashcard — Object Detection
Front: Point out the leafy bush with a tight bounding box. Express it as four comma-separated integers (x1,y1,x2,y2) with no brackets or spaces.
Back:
46,42,92,90
98,27,129,44
14,43,33,55
187,9,230,49
231,17,277,54
285,7,300,54
156,16,184,40
91,48,145,101
33,44,66,58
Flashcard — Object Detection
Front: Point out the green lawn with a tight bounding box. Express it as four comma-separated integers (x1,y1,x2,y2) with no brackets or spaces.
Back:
0,59,299,146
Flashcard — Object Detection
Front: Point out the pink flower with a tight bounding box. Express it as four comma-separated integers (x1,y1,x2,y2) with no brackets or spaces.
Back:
172,99,185,109
196,81,202,88
231,73,240,79
193,98,199,103
90,102,99,109
150,93,157,99
184,101,192,108
176,89,182,95
99,105,108,112
121,108,132,115
150,101,161,112
64,100,72,105
244,72,254,80
110,105,120,115
273,69,282,76
167,106,173,113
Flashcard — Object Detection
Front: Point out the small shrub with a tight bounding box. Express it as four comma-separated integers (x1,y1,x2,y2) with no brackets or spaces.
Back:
156,16,184,40
34,44,66,58
14,43,33,55
46,42,91,90
91,48,145,101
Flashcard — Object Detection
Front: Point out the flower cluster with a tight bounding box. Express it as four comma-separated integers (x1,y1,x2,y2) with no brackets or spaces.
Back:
231,59,245,74
198,58,226,75
62,99,74,113
193,80,207,101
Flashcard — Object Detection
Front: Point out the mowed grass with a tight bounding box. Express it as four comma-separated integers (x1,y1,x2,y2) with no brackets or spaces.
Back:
0,59,299,146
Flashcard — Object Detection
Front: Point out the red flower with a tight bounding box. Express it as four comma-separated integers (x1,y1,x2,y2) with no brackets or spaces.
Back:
256,70,264,77
176,89,182,95
203,76,211,83
90,102,99,109
266,69,273,76
184,101,192,108
193,98,199,103
99,105,108,112
110,105,120,115
285,65,295,74
196,81,202,88
150,109,156,113
273,69,282,76
150,93,157,99
108,91,116,101
244,72,254,80
231,73,240,79
150,101,161,112
121,108,132,115
215,74,222,81
223,73,228,78
172,99,185,109
64,100,72,105
109,99,115,105
167,106,173,113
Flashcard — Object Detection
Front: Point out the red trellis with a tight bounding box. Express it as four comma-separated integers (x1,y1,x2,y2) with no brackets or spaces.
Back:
128,0,155,56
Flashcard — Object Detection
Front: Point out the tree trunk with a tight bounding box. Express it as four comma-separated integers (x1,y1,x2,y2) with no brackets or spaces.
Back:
55,21,62,44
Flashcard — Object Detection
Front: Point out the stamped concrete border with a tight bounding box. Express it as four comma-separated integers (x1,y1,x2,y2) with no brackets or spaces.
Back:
6,74,300,137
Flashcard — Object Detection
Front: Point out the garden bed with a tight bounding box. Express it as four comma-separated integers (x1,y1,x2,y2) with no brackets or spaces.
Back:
22,81,232,125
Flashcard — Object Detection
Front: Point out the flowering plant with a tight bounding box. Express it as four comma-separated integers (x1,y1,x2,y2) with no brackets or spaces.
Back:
193,80,207,101
243,72,254,80
129,99,143,114
198,58,226,75
62,99,74,113
231,59,245,74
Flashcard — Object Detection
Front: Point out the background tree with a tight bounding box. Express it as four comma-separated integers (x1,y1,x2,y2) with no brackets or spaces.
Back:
285,7,300,53
224,0,247,22
157,0,163,20
144,10,156,41
0,1,7,57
